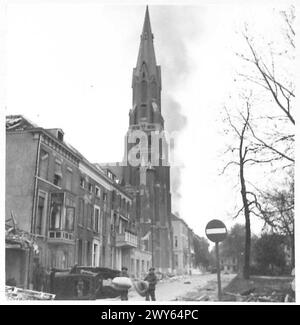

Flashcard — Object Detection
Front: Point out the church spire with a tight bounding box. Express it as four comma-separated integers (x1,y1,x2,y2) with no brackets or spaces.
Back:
135,6,157,76
131,6,163,128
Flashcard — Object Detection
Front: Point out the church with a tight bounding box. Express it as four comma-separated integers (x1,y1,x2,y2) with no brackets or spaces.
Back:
103,7,174,273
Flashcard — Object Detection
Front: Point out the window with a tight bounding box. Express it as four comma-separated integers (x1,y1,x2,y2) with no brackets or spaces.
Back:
95,186,100,198
80,177,85,189
66,169,72,191
174,236,178,248
87,204,93,229
151,81,157,98
94,207,100,233
53,174,61,186
65,207,75,232
140,105,147,118
103,192,107,202
50,193,64,230
92,243,99,267
141,80,147,103
88,183,93,193
36,191,47,235
78,239,83,265
107,171,113,179
86,241,91,266
57,131,64,141
78,198,84,225
39,150,49,180
53,161,62,186
119,219,123,234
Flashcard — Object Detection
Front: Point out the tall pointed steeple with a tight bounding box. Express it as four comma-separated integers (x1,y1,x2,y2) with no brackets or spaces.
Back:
135,6,157,77
131,6,163,128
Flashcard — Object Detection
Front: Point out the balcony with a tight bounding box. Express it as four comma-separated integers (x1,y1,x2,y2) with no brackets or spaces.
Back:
48,230,75,245
116,231,137,248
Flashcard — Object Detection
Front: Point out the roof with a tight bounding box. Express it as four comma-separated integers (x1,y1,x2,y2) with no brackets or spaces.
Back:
170,213,190,229
134,6,158,77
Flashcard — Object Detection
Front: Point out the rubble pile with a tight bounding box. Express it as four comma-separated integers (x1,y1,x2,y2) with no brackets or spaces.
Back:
5,286,55,300
223,291,288,302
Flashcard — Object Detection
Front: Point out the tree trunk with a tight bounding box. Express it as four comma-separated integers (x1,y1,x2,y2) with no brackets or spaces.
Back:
240,147,251,280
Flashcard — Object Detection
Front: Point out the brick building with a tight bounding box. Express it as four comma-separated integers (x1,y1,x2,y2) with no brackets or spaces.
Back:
5,115,150,287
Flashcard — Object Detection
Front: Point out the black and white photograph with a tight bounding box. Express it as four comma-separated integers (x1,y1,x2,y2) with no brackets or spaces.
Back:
1,0,297,306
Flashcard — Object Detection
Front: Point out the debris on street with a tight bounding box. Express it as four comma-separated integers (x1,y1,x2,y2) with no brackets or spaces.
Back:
5,286,55,300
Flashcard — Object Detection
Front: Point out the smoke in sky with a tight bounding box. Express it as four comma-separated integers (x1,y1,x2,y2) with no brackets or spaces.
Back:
151,6,204,213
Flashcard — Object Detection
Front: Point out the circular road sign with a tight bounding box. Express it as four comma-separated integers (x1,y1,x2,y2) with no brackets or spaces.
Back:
205,219,227,243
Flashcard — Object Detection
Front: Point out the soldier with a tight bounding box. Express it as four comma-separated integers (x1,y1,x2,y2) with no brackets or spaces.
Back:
120,266,129,301
32,258,45,292
144,267,157,301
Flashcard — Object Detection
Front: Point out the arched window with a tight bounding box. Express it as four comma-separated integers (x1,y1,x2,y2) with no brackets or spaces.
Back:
151,81,157,98
141,80,147,103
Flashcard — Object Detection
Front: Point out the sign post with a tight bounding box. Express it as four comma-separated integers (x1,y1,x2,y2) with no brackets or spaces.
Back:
205,219,227,301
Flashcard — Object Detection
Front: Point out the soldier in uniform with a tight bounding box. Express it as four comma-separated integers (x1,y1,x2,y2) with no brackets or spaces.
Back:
144,267,157,301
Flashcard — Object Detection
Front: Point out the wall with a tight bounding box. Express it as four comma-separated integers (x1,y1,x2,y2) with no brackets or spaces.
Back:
6,132,38,232
6,248,29,287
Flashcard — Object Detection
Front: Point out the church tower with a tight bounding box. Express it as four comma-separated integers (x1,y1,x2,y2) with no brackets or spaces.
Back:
123,7,173,272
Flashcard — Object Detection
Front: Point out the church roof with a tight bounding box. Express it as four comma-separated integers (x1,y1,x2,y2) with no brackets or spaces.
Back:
135,6,158,77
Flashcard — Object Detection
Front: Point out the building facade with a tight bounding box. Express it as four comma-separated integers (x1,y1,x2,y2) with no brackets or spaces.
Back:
5,115,151,287
171,214,194,275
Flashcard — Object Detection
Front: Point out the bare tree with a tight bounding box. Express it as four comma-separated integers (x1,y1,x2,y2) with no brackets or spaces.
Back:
223,95,260,279
236,6,295,163
222,5,295,280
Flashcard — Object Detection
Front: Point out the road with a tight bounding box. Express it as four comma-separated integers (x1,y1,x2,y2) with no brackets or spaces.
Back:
127,273,236,302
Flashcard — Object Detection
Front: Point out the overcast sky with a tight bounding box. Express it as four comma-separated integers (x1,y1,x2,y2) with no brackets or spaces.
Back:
4,0,295,239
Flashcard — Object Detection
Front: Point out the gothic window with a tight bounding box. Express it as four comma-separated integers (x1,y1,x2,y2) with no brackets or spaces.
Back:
140,104,147,118
141,80,147,103
151,81,157,98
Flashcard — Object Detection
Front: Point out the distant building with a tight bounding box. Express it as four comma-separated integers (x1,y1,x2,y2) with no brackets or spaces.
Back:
171,214,194,275
220,256,238,274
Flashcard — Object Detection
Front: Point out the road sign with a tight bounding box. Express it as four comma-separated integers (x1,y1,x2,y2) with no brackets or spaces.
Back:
205,219,227,243
205,219,227,301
